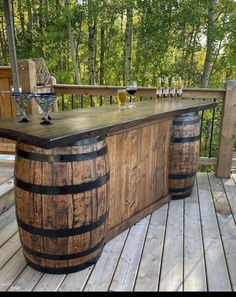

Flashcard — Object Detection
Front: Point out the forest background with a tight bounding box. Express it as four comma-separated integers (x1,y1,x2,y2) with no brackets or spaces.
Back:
0,0,236,88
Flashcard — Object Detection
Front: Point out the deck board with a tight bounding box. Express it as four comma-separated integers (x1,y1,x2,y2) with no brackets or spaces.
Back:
197,172,231,291
0,169,236,291
183,182,207,291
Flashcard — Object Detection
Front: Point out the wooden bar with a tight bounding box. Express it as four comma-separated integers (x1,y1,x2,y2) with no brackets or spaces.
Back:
0,99,216,274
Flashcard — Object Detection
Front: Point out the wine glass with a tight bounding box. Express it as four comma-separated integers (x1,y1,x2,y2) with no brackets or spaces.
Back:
34,92,57,125
126,81,138,108
10,89,33,122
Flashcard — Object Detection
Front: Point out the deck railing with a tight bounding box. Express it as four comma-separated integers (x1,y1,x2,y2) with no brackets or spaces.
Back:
1,62,236,178
52,83,236,178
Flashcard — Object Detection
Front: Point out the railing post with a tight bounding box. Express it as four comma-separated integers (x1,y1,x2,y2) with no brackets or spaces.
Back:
216,80,236,178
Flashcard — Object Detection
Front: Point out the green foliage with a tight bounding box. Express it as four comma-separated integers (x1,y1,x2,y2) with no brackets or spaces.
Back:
0,0,235,87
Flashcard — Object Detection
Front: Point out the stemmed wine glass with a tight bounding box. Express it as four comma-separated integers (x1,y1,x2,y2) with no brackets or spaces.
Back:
10,88,34,122
34,92,57,125
126,81,137,108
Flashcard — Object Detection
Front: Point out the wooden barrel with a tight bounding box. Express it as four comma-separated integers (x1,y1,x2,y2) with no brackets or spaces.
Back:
14,135,109,274
169,112,200,199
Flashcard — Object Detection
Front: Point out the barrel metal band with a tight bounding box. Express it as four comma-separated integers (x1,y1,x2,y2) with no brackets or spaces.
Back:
16,146,108,162
169,185,193,193
169,172,196,179
22,239,104,260
171,135,200,143
171,191,193,200
15,173,109,195
17,211,108,237
174,112,197,118
172,119,199,126
25,252,102,274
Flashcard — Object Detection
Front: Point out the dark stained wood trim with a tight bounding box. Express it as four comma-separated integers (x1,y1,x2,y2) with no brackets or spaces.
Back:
0,100,217,149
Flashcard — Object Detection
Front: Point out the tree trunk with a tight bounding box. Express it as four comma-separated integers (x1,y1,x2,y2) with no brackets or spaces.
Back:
124,4,133,85
65,0,80,85
17,0,25,33
201,0,217,88
87,0,96,85
99,26,105,85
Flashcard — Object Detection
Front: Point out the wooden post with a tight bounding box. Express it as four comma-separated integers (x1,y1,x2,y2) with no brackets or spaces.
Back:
216,80,236,178
17,59,40,115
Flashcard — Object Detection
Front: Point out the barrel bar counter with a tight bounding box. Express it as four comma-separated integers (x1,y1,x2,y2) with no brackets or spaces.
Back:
0,99,217,274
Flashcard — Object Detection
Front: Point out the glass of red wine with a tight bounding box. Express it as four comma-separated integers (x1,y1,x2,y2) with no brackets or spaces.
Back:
126,81,137,108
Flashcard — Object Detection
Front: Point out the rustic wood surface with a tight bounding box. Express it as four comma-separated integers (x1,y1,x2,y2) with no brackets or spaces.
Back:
14,138,109,272
0,100,216,148
106,118,171,241
0,170,236,291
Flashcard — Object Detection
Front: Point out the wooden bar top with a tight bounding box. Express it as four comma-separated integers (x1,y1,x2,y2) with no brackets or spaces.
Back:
0,99,217,148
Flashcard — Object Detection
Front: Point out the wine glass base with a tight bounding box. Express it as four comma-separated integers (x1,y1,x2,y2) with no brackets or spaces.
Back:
19,117,29,123
41,115,53,120
127,104,136,108
40,119,52,125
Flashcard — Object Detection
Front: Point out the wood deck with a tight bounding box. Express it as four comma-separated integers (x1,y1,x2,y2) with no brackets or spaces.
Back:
0,163,236,291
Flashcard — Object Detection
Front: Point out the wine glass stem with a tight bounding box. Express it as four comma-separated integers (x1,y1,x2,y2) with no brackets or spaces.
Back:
45,111,49,121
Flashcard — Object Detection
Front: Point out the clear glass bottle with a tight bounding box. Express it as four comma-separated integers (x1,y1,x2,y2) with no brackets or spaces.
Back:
176,77,183,98
170,77,176,98
162,77,169,98
156,77,162,98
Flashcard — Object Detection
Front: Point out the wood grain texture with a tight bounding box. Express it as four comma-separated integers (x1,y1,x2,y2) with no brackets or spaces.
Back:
0,100,217,148
14,138,109,273
196,172,231,291
184,183,207,291
106,119,171,241
159,199,184,291
216,80,236,178
208,173,236,290
169,112,200,199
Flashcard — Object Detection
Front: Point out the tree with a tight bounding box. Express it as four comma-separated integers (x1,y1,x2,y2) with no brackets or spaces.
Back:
65,0,80,84
201,0,217,87
124,0,133,85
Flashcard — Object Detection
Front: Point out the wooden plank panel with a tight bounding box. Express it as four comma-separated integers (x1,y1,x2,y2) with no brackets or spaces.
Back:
0,249,26,291
33,274,66,292
196,172,231,291
208,173,236,290
58,266,94,291
134,204,168,291
0,78,13,119
109,216,150,291
0,167,14,185
106,119,170,241
0,205,15,231
0,219,18,248
184,183,207,291
216,81,236,178
0,177,14,215
0,233,21,269
159,199,184,291
224,174,236,222
7,266,43,291
84,230,129,291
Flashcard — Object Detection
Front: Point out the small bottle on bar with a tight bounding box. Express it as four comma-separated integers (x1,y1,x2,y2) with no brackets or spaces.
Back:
162,77,169,98
176,77,183,98
170,77,176,98
156,77,162,98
